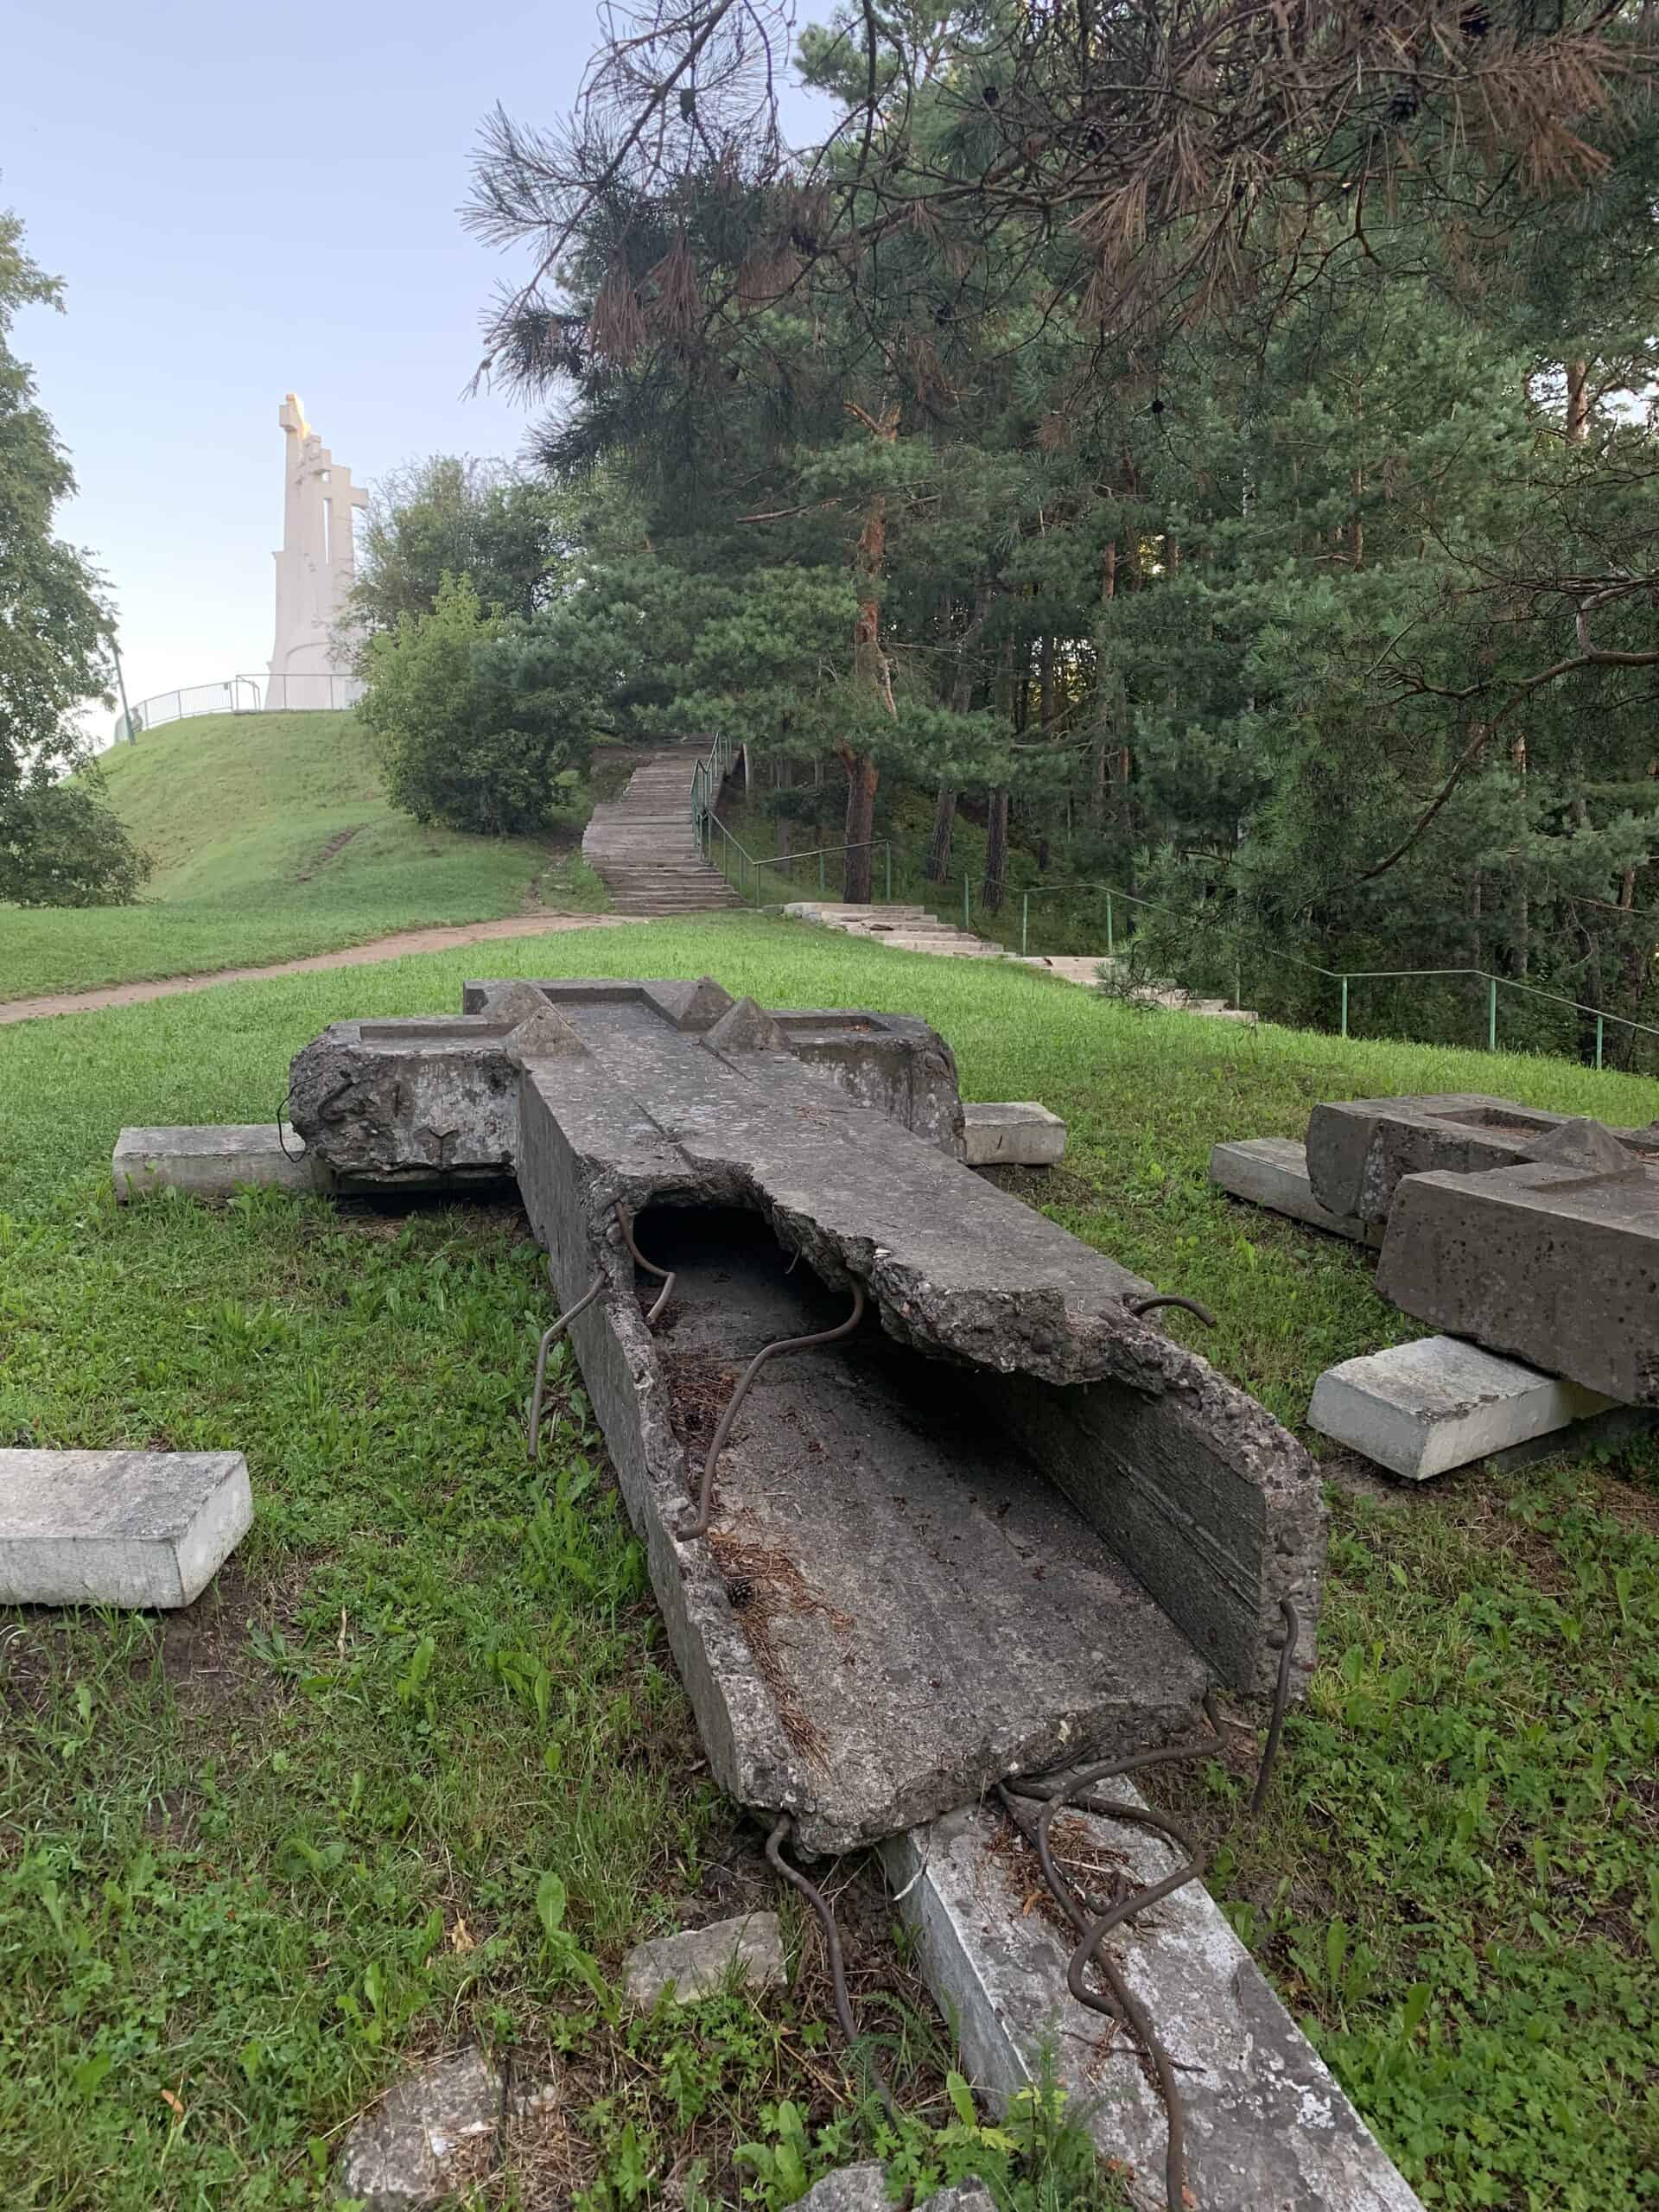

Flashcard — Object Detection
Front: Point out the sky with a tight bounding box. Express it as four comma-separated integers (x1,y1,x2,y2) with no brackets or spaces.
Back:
1,1,821,743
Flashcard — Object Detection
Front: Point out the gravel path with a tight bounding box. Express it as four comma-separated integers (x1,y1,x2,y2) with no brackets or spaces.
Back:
0,912,645,1026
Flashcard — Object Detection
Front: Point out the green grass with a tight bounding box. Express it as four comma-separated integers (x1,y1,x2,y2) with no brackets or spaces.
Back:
1,918,1656,2209
3,715,606,1001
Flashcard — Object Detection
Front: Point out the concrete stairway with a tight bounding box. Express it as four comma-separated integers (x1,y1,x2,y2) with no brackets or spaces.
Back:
783,901,1008,957
583,750,747,918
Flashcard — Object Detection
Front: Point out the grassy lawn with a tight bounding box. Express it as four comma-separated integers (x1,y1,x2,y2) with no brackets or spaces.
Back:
4,715,606,1001
2,917,1656,2210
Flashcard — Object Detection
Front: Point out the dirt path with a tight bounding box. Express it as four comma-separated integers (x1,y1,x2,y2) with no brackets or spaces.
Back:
0,911,645,1027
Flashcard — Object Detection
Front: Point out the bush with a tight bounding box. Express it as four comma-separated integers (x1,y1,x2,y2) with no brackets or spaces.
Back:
359,575,588,836
0,778,149,906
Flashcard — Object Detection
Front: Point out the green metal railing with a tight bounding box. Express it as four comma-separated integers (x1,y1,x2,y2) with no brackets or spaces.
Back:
1017,880,1659,1069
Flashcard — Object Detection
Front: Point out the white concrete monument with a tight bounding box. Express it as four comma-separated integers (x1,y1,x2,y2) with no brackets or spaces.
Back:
268,392,368,703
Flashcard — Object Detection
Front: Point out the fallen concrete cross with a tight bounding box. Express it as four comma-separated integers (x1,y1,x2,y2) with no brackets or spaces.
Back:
1376,1120,1659,1404
113,1123,317,1201
0,1449,252,1607
883,1794,1425,2212
1208,1135,1379,1245
1305,1091,1659,1230
1308,1335,1621,1481
290,976,1325,1855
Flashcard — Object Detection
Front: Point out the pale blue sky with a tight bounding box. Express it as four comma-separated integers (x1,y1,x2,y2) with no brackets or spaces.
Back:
2,2,820,735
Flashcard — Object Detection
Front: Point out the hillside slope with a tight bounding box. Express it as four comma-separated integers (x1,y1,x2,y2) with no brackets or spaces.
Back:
3,712,603,999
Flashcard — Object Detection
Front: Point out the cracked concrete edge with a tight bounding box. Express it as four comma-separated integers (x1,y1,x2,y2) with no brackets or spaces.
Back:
881,1796,1426,2212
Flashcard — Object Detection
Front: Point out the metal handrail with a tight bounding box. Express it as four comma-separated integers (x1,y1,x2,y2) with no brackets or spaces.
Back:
1018,880,1659,1068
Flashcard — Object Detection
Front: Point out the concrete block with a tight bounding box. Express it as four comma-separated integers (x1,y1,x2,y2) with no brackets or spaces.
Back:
963,1102,1066,1167
1209,1137,1379,1244
883,1796,1424,2212
1377,1156,1659,1404
0,1450,252,1608
1308,1336,1618,1480
113,1124,315,1201
621,1910,784,2006
1305,1093,1659,1227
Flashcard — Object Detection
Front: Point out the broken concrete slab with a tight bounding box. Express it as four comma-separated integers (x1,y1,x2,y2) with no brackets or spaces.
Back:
0,1450,252,1608
493,982,1321,1849
1208,1136,1380,1245
962,1101,1065,1167
1308,1336,1619,1481
1305,1093,1659,1227
290,978,965,1178
113,1124,317,1202
1376,1154,1659,1404
621,1909,785,2007
335,2046,503,2212
882,1796,1424,2212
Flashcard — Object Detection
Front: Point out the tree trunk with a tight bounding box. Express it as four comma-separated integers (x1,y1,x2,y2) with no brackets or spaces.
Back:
840,749,879,901
925,785,957,882
982,786,1009,912
1567,359,1590,444
841,401,899,903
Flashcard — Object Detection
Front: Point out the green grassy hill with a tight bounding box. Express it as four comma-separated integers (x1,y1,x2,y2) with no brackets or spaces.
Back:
3,711,604,1000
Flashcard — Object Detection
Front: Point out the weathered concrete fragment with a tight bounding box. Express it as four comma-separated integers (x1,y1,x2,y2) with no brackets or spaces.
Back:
1305,1092,1659,1227
296,979,969,1180
1208,1135,1380,1245
962,1101,1066,1167
798,2170,995,2212
334,2047,503,2212
1308,1336,1618,1480
882,1796,1425,2212
487,981,1321,1848
0,1450,252,1608
113,1123,316,1201
621,1910,784,2007
1377,1156,1659,1404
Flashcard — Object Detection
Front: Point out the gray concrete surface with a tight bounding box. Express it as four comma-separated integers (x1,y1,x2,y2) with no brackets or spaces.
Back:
963,1101,1066,1166
334,2047,503,2211
883,1796,1425,2212
1305,1093,1659,1227
621,1910,784,2006
798,2170,994,2212
0,1449,252,1608
1377,1152,1659,1404
1208,1135,1380,1244
1308,1336,1618,1480
113,1123,316,1201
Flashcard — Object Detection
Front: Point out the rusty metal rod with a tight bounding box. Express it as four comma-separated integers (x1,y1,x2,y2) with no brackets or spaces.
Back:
528,1273,604,1461
766,1815,895,2118
1127,1293,1217,1329
1250,1596,1300,1816
614,1200,676,1326
679,1282,866,1539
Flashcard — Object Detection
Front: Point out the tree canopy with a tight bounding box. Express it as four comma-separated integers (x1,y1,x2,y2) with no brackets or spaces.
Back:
0,209,147,906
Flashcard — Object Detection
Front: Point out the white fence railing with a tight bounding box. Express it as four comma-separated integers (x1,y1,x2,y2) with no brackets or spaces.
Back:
109,671,364,747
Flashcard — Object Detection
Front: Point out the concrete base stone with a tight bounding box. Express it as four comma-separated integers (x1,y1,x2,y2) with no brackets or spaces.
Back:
1309,1336,1619,1481
1378,1158,1659,1404
113,1124,316,1201
1305,1092,1659,1228
963,1101,1066,1167
1209,1137,1380,1246
883,1797,1423,2212
798,2169,994,2212
0,1450,252,1608
335,2047,504,2212
622,1910,784,2007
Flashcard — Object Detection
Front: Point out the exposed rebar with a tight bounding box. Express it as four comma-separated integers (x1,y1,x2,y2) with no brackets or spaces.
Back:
766,1814,895,2118
528,1272,604,1460
1249,1596,1300,1816
679,1281,867,1539
1127,1292,1217,1329
614,1200,676,1325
